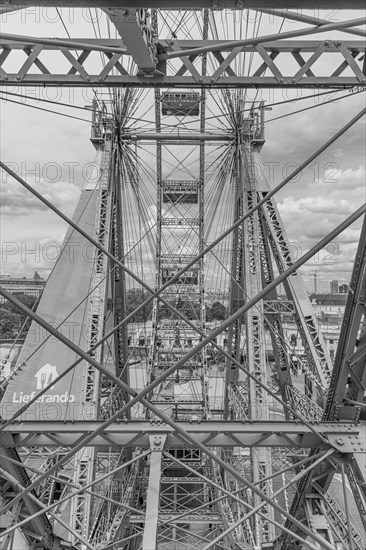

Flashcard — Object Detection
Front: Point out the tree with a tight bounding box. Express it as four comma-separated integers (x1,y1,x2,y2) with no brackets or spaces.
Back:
210,301,227,320
2,293,37,315
0,308,21,339
1,294,38,334
126,291,153,322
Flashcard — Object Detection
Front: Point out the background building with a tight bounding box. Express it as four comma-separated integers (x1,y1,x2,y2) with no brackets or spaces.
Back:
330,279,339,293
0,271,46,304
310,293,347,320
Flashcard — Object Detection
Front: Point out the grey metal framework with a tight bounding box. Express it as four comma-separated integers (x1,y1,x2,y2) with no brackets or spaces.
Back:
2,421,364,449
0,38,365,87
0,4,365,550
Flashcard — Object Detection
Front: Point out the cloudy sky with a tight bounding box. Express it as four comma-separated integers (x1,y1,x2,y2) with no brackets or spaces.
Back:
0,8,365,293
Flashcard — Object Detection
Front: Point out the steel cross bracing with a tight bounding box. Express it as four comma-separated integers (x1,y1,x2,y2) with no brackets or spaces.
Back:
0,37,365,88
0,5,365,87
0,6,366,550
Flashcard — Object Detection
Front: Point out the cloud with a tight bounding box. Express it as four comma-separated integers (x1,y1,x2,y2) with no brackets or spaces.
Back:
262,93,366,184
278,196,354,217
0,177,81,216
309,165,365,192
1,234,66,278
274,163,364,290
277,166,364,236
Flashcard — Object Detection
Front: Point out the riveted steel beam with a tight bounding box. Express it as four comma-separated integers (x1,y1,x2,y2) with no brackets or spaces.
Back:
1,421,363,449
0,36,365,87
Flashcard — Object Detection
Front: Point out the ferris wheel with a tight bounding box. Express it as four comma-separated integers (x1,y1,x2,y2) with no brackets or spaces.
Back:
0,5,365,550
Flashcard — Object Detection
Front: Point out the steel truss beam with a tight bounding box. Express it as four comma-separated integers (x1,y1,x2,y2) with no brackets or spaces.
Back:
1,420,364,449
0,37,365,87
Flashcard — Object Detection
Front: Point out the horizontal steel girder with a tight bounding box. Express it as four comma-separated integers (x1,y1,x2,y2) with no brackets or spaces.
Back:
1,421,365,450
0,0,364,8
119,133,234,140
0,39,365,88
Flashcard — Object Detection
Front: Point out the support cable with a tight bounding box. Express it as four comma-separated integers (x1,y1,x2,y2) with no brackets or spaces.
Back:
1,88,362,128
1,106,364,337
266,90,366,123
0,95,90,122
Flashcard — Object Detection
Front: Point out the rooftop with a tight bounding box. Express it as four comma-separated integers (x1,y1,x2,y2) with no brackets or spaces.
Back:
309,293,348,305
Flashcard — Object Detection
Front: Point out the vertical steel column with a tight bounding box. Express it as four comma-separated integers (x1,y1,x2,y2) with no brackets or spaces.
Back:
142,435,167,550
199,8,209,418
146,86,162,388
